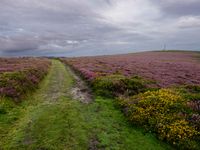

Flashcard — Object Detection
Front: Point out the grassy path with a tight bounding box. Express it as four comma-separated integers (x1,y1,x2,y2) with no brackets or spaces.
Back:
0,60,171,150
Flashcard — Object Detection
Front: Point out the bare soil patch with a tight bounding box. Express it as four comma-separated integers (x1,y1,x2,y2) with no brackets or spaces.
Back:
67,67,93,104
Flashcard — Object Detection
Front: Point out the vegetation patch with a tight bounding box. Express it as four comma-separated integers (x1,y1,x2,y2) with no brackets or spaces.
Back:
92,74,150,97
0,58,51,101
60,56,200,149
118,89,200,149
0,60,170,150
61,52,200,87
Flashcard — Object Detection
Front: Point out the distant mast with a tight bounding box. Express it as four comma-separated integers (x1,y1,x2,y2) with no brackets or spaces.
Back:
163,44,166,51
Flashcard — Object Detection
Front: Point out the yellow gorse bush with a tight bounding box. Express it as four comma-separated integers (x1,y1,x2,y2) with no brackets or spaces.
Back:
158,119,199,146
118,89,200,149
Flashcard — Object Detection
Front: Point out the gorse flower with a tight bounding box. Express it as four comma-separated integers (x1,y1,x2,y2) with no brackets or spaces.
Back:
118,89,200,149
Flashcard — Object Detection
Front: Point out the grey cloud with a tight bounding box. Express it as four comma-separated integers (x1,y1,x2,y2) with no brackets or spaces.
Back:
0,0,199,56
0,36,41,52
157,0,200,17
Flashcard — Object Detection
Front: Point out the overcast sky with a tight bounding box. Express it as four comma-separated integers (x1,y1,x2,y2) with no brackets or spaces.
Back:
0,0,200,56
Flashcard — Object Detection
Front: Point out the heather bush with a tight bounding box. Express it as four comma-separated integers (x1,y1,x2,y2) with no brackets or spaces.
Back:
61,52,200,87
0,69,46,100
0,58,51,100
118,89,200,149
92,74,147,97
61,56,200,149
181,85,200,132
185,85,200,94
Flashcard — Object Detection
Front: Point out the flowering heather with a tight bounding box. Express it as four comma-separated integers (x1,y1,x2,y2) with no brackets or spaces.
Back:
62,51,200,87
0,58,51,100
61,52,200,149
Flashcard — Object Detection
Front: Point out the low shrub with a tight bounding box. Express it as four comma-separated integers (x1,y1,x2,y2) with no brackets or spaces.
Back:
118,89,200,149
92,74,148,97
180,85,200,133
0,60,51,101
0,69,46,100
158,119,199,149
185,85,200,94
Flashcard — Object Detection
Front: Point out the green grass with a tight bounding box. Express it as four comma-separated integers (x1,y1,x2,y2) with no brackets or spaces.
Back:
84,97,171,150
0,60,171,150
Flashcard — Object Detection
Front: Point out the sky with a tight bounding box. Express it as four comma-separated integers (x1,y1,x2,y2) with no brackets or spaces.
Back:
0,0,200,57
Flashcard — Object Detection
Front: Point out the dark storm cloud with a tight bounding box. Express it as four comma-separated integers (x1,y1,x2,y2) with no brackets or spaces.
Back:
0,0,199,56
